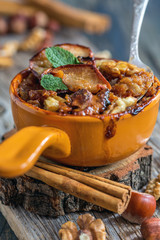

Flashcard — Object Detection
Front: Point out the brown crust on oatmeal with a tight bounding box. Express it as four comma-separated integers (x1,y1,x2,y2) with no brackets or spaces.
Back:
18,53,159,117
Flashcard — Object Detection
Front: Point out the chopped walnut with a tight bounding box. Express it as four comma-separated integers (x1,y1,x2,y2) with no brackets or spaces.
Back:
0,41,19,57
59,213,106,240
19,27,46,51
44,96,65,112
59,221,79,240
145,174,160,200
110,96,137,114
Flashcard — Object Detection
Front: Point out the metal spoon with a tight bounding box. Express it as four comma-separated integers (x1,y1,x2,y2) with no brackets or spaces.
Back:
129,0,153,100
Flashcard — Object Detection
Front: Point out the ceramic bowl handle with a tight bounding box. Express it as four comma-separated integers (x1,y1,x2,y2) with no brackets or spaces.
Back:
0,126,71,178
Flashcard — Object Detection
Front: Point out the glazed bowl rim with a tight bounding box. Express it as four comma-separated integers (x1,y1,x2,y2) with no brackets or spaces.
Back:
10,69,160,121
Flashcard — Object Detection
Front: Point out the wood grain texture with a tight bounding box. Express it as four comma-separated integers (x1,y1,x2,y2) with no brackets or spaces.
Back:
0,145,152,218
2,201,160,240
0,0,160,239
0,212,17,240
0,204,142,240
0,27,98,240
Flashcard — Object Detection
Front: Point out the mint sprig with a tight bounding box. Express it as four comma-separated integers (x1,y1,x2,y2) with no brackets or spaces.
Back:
41,74,68,91
45,46,80,68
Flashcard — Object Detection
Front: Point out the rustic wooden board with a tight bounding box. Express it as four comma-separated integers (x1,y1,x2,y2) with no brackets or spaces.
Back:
0,0,160,239
1,191,160,240
0,144,152,218
0,204,141,240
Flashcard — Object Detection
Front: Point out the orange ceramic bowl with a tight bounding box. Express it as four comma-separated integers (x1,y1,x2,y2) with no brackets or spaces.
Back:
8,70,160,170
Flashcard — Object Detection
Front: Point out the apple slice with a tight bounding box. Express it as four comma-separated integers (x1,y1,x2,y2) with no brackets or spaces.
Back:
29,48,52,78
42,64,111,93
55,43,93,58
30,44,94,78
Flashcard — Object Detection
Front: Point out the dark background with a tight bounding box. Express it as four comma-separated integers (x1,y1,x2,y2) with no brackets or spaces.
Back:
0,0,160,239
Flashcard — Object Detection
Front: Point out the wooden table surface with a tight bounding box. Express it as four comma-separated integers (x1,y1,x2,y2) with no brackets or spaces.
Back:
0,0,160,239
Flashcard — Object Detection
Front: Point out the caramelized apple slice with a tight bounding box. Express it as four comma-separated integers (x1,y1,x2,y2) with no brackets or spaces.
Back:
55,43,93,57
30,44,94,78
43,64,111,93
29,48,52,78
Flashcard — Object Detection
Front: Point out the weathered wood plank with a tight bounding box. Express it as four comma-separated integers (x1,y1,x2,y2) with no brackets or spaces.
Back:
0,144,152,218
0,203,142,240
0,212,17,240
0,212,6,235
0,0,160,239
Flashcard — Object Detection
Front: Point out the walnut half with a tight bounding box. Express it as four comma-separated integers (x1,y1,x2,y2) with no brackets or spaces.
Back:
59,213,106,240
145,173,160,200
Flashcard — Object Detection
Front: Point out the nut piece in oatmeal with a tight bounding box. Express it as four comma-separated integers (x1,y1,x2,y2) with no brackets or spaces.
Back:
18,44,158,116
59,213,106,240
44,96,65,111
98,60,154,98
106,96,137,114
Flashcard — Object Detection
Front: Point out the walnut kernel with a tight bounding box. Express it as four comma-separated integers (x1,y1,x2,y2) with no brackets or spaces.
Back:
19,27,46,51
145,173,160,200
59,213,106,240
59,221,78,240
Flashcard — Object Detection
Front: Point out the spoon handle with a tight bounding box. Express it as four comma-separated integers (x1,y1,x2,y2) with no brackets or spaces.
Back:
129,0,149,63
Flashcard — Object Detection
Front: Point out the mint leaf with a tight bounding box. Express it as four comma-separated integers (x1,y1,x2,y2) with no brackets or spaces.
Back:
41,74,68,91
45,46,80,68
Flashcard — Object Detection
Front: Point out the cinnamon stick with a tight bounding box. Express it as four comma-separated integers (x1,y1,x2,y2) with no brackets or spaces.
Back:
0,1,36,16
37,161,130,201
26,162,131,214
38,160,131,191
24,0,111,33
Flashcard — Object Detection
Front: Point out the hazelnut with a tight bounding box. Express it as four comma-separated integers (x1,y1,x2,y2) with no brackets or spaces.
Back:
47,20,60,32
9,14,27,34
122,191,156,224
0,17,8,35
141,218,160,240
28,11,49,29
